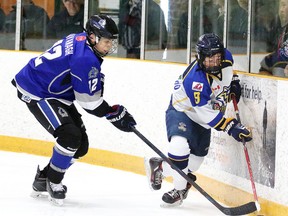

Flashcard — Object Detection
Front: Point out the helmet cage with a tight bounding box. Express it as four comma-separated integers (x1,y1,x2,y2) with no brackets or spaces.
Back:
92,37,118,57
196,33,224,75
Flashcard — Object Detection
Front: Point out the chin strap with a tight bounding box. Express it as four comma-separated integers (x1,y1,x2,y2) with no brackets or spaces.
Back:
86,36,107,58
208,70,222,80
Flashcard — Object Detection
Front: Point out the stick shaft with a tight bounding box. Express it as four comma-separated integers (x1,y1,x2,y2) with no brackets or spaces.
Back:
132,126,257,215
232,96,259,203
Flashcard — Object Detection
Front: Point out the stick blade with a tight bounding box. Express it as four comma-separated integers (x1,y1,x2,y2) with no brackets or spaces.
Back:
221,201,257,215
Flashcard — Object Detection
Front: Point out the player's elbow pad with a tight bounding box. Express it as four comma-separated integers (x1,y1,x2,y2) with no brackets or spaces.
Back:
84,100,114,117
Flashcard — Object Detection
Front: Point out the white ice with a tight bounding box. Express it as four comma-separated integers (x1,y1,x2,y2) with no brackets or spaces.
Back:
0,150,225,216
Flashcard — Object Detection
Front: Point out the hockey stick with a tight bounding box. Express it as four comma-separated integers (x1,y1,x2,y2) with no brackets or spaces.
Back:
231,96,260,211
131,126,257,215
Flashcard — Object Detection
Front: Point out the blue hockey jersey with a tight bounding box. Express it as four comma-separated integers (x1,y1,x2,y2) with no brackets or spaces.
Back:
172,49,234,129
14,32,104,111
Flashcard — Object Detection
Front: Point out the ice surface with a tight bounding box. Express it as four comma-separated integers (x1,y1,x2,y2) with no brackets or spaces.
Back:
0,150,225,216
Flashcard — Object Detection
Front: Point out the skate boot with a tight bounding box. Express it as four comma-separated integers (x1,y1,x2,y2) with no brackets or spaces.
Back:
145,157,164,190
47,179,67,206
161,173,196,206
31,165,48,198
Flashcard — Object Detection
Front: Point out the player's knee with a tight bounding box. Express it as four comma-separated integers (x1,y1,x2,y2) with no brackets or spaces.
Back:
168,135,190,156
74,131,89,158
54,124,82,151
168,135,190,170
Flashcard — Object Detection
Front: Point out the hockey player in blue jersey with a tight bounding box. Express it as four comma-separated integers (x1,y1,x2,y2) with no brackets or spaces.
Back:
145,33,252,206
12,15,136,205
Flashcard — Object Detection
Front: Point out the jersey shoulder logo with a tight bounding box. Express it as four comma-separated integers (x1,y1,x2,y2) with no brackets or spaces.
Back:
88,67,99,79
76,36,86,41
192,81,203,92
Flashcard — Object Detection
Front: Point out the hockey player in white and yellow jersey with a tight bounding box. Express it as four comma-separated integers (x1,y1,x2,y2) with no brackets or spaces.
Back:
146,33,252,206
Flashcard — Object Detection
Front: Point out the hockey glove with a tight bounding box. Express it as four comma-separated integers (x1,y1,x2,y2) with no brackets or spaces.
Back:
224,118,252,142
106,105,136,132
229,75,241,103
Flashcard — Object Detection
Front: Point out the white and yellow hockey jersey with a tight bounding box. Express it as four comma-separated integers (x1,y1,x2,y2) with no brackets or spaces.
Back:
171,49,234,129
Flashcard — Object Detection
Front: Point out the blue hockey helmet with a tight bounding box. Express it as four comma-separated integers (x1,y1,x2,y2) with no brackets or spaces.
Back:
195,33,225,75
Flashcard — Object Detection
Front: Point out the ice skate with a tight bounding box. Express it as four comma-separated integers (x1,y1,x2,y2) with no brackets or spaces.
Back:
144,157,164,190
30,165,48,198
161,186,190,207
47,179,67,206
161,173,196,207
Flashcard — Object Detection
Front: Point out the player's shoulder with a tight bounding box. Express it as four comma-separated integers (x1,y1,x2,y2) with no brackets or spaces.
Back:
71,33,96,61
73,32,88,47
224,48,234,63
61,32,87,51
184,62,207,82
183,63,209,92
68,33,102,72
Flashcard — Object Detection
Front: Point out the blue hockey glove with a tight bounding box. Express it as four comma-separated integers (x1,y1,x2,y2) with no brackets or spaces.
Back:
224,118,252,142
229,75,241,103
106,105,136,132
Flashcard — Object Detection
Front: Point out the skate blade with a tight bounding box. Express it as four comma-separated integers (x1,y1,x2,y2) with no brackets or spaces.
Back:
143,157,154,191
48,195,64,206
30,190,48,198
160,200,183,208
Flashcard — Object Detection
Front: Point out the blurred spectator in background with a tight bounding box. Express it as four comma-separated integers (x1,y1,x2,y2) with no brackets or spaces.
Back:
253,1,277,52
177,11,188,48
177,0,218,48
259,0,288,77
118,0,167,58
0,4,5,32
237,0,248,10
119,0,141,58
5,0,49,36
228,0,248,48
88,0,100,17
213,0,248,47
213,0,225,39
47,0,84,39
4,0,49,49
